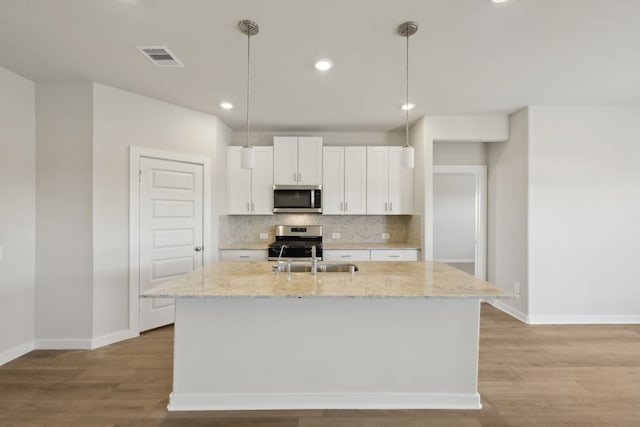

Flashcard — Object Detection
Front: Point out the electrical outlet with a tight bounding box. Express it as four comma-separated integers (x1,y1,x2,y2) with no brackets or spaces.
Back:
331,232,341,239
259,232,268,240
382,233,390,240
514,282,521,294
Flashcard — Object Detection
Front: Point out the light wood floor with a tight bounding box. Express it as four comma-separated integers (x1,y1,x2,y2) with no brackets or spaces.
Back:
446,262,475,275
2,304,639,426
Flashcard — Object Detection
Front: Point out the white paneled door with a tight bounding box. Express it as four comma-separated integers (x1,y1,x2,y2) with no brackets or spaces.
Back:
139,157,204,331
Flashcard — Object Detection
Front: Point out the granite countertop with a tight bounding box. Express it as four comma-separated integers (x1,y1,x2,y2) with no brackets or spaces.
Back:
141,261,510,299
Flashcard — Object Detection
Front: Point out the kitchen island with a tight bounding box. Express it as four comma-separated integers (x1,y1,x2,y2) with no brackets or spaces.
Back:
141,261,510,411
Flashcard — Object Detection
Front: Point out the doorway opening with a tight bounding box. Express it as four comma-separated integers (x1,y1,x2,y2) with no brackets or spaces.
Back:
433,165,487,279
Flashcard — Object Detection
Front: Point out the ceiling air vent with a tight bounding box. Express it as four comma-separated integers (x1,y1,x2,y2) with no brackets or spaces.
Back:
137,46,183,67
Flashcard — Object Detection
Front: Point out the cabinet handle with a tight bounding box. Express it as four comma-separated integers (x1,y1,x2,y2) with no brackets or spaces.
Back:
389,255,400,258
384,202,388,211
341,255,352,258
246,202,250,212
239,255,250,259
251,202,255,212
390,202,393,212
345,202,348,212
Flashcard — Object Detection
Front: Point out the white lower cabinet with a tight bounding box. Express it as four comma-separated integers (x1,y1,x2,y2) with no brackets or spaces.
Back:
324,249,419,262
220,250,267,262
323,249,371,262
370,249,419,261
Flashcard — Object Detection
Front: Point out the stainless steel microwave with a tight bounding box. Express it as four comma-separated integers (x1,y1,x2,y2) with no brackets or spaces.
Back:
273,185,322,214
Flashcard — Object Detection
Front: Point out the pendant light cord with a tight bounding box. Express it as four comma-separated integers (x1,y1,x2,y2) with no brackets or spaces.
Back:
245,30,251,149
405,31,410,148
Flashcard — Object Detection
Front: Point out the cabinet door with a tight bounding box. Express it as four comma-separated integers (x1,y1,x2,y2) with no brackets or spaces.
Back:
251,146,274,214
323,249,371,262
370,249,418,261
226,147,252,214
388,147,413,214
220,250,268,262
273,136,298,185
366,146,389,214
344,146,367,214
322,147,345,215
297,137,323,185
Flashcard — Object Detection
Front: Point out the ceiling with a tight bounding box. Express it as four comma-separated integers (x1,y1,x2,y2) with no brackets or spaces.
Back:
1,0,639,132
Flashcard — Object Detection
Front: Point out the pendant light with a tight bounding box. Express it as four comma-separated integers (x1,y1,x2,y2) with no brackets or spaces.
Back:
239,20,259,169
398,21,417,169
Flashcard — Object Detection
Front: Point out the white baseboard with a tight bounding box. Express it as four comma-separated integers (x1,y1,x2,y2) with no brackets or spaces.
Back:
36,329,138,350
91,329,138,349
0,340,35,366
488,300,528,323
488,301,640,325
527,314,640,325
35,338,93,350
168,392,482,411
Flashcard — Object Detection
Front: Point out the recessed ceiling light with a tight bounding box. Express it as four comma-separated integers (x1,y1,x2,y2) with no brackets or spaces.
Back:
314,59,334,72
490,0,511,3
220,102,233,110
401,103,415,111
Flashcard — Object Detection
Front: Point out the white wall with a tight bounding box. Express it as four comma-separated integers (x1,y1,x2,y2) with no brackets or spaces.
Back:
423,115,509,261
0,66,36,364
92,83,230,338
487,108,529,320
426,115,509,142
528,107,640,323
35,82,94,345
408,116,433,260
433,174,476,262
433,141,488,165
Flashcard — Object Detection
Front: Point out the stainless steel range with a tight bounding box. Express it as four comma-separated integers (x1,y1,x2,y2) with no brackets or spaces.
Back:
268,225,323,261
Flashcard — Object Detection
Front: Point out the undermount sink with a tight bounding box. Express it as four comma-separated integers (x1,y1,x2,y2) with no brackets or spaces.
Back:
272,263,359,273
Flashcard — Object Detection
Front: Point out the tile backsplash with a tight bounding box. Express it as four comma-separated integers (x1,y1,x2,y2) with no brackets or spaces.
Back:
219,215,420,246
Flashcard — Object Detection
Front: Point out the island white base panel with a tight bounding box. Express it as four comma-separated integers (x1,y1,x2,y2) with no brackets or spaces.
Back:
169,298,482,411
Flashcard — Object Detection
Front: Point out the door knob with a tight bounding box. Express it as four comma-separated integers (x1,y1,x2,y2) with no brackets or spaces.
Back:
194,246,203,252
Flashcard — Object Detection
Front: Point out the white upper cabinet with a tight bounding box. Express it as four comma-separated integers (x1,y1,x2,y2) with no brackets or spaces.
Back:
322,147,344,214
344,147,368,214
273,137,298,185
227,146,273,215
273,136,323,185
387,147,413,214
323,146,367,215
366,146,413,215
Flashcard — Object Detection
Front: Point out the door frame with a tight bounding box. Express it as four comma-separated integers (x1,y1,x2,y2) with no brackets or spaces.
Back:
433,165,487,280
129,146,211,333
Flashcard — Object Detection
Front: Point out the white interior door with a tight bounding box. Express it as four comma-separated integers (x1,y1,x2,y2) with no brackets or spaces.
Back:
139,157,204,331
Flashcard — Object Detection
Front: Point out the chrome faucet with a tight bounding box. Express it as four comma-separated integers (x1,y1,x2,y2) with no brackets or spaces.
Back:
311,245,318,275
278,244,288,263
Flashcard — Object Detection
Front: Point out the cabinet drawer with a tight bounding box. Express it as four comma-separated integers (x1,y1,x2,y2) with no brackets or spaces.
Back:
323,249,371,262
370,249,418,262
220,250,267,262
